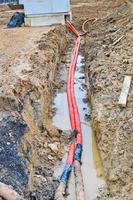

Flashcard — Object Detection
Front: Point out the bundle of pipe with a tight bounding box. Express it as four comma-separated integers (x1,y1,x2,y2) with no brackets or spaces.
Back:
54,22,84,199
55,19,97,200
66,21,84,200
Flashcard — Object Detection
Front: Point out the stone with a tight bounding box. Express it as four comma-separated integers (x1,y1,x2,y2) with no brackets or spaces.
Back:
48,142,59,154
48,155,54,160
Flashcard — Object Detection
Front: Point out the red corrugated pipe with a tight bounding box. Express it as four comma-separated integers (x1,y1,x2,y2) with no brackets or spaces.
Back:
82,17,97,34
55,18,97,200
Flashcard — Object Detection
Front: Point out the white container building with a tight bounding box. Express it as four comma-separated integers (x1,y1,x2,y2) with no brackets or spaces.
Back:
19,0,71,26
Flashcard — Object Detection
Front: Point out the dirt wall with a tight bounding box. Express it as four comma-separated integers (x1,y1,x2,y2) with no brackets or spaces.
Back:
0,26,68,199
85,2,133,199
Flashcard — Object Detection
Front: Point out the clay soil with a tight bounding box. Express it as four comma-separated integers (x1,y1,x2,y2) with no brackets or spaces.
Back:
0,1,133,200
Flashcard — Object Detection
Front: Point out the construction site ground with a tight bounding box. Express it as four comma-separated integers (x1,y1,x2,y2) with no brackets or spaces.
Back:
0,0,133,200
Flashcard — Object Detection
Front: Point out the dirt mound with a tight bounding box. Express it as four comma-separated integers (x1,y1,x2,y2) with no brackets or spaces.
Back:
0,26,68,199
71,0,127,20
84,2,133,199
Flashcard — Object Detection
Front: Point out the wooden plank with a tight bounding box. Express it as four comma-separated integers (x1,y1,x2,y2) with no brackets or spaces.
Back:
118,75,132,107
113,35,124,46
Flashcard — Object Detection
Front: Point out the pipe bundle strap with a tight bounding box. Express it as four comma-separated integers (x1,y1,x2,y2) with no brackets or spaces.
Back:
60,164,72,184
74,143,82,161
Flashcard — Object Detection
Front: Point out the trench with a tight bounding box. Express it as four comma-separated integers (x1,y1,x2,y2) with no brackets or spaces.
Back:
53,46,106,199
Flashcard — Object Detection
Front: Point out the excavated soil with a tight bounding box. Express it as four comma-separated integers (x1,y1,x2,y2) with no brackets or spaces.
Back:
0,1,133,200
82,1,133,200
0,7,69,199
71,0,133,199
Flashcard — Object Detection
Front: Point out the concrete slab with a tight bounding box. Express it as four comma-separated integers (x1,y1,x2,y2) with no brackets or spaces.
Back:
25,13,71,27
